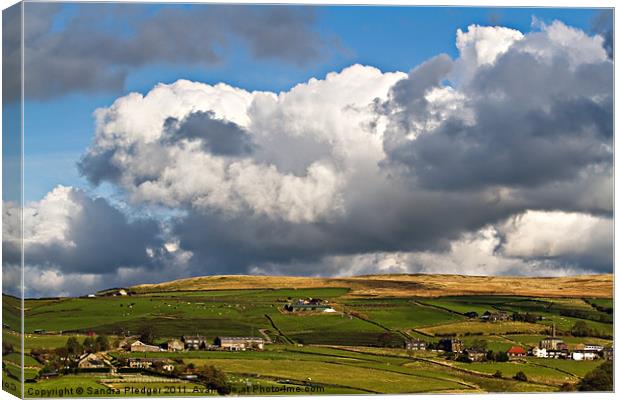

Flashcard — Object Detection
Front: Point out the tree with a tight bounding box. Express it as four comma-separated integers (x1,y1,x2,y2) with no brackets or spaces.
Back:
139,325,155,344
513,371,528,382
495,352,509,362
577,361,612,391
571,321,593,337
83,337,96,353
66,337,82,355
2,341,14,356
470,339,488,351
198,365,231,395
493,370,503,378
95,335,110,352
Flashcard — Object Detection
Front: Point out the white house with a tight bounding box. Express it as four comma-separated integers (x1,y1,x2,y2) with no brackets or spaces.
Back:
572,351,598,361
531,347,547,358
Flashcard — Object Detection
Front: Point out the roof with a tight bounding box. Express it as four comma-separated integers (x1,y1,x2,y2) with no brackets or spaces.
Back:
507,346,526,354
217,336,264,341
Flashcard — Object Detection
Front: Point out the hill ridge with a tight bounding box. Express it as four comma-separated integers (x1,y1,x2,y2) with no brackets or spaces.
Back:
130,273,613,298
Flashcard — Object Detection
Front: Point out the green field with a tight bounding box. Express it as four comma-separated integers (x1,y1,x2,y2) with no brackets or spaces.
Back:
3,286,613,396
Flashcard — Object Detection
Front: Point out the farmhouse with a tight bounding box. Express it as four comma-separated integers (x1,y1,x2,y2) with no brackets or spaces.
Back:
215,336,265,351
167,339,185,352
439,338,463,353
481,311,509,322
405,339,426,351
130,340,161,352
77,353,112,370
285,303,334,312
182,335,207,350
507,346,526,358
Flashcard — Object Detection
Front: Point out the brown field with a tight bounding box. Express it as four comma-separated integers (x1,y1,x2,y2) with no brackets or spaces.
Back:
131,273,613,298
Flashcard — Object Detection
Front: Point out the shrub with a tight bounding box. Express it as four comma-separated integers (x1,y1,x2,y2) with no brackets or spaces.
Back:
513,371,528,382
577,361,612,391
493,370,503,378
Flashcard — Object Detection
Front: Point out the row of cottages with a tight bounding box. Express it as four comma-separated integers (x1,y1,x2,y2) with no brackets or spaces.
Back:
127,358,175,372
215,336,265,351
405,339,426,351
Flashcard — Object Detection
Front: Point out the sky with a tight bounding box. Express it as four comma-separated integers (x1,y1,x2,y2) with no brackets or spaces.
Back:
1,3,614,297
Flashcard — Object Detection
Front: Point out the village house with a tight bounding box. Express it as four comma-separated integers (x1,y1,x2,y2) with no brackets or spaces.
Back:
439,338,463,353
215,336,265,351
572,351,598,361
530,346,547,358
507,346,527,358
130,340,161,352
167,339,185,352
464,349,486,362
182,335,207,350
77,353,113,370
540,323,564,350
405,339,426,351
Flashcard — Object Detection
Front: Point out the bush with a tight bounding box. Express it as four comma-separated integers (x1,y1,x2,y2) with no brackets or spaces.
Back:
198,365,231,395
577,361,612,391
560,383,577,392
513,371,528,382
493,370,503,378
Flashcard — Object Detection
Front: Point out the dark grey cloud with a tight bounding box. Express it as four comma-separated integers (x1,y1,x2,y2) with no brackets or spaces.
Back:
381,33,612,192
20,3,329,100
164,111,255,156
4,189,165,275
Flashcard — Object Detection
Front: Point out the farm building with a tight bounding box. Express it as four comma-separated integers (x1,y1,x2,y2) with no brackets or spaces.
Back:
481,311,509,322
130,340,161,352
584,344,604,352
405,339,426,351
215,336,265,351
507,346,526,358
285,303,334,312
439,338,463,353
77,353,112,370
167,339,185,352
546,349,569,359
182,335,207,350
463,311,479,319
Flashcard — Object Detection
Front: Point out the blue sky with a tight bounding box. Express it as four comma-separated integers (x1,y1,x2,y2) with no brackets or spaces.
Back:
22,4,602,202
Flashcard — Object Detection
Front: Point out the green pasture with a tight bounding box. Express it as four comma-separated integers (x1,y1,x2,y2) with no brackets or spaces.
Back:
345,299,463,329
